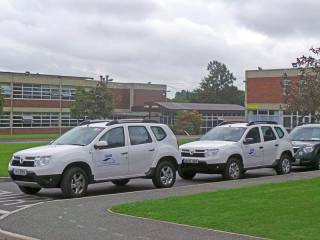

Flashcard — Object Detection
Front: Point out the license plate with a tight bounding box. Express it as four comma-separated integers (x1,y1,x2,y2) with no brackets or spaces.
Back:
183,159,199,164
13,168,27,176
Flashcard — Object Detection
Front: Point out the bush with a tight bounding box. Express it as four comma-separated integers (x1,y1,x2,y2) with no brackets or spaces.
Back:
173,110,202,135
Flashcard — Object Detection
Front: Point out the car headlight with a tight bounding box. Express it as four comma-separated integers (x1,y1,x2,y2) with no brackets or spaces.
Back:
303,146,314,153
34,156,51,167
205,149,219,157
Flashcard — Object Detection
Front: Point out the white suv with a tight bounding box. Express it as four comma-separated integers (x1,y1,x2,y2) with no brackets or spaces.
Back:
8,120,181,197
179,121,294,180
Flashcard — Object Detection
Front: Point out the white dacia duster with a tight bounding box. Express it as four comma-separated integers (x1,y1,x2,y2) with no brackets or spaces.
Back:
8,120,181,197
179,121,294,180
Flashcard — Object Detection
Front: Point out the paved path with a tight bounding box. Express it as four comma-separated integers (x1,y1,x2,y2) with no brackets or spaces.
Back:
1,170,319,240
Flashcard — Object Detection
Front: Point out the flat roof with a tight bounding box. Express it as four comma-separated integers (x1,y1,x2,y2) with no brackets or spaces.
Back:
155,102,245,111
0,71,93,80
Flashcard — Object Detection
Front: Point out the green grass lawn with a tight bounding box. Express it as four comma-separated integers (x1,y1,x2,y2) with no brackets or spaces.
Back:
0,142,47,176
177,138,196,146
112,178,320,240
0,133,59,140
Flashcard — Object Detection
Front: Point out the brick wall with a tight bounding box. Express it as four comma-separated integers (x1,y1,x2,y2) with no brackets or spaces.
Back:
247,76,299,104
134,89,165,106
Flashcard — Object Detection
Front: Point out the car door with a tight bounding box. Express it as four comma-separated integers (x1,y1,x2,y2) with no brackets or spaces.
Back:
127,125,157,175
242,127,264,168
92,126,129,180
261,126,278,165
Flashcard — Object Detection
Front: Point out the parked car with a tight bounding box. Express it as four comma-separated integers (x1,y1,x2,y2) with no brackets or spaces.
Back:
8,119,181,197
178,121,294,180
289,124,320,170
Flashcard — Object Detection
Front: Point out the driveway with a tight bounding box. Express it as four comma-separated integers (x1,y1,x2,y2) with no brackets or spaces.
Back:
0,170,319,240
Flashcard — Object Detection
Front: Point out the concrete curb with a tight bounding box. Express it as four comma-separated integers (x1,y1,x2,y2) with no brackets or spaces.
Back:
0,229,38,240
0,178,10,183
107,208,268,240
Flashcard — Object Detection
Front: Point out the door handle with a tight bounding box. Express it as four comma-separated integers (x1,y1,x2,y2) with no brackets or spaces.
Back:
148,149,155,152
121,152,128,155
275,144,279,147
259,146,264,149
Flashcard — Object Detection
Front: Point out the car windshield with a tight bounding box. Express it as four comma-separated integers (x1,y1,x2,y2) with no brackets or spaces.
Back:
200,126,246,142
52,127,105,146
290,127,320,141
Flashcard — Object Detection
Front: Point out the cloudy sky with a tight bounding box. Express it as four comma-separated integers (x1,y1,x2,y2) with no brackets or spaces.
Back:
0,0,318,97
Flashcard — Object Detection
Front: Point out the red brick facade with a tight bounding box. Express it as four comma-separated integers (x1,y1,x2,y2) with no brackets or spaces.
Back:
247,76,299,104
134,89,165,106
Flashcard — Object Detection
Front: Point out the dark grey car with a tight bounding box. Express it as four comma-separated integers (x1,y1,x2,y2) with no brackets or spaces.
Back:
290,124,320,170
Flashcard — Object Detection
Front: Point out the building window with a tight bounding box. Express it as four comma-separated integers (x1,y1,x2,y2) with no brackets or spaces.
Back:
61,113,79,127
0,112,10,128
0,83,12,98
10,83,76,100
282,78,292,96
12,112,61,128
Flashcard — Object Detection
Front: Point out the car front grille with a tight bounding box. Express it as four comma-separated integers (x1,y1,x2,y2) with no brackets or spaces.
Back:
181,150,205,158
11,156,35,167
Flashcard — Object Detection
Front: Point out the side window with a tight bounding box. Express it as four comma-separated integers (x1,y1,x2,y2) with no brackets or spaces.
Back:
99,127,125,148
128,126,152,145
274,127,285,139
245,127,261,144
151,126,167,141
261,126,277,142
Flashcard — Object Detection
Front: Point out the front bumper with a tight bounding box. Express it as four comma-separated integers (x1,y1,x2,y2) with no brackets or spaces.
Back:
9,170,61,188
293,150,317,166
179,160,226,174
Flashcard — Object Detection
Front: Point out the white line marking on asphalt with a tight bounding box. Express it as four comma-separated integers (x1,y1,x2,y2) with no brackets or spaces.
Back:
97,227,108,232
0,209,10,214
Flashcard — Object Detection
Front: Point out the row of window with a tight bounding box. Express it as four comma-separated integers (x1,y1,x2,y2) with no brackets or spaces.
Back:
99,126,166,148
0,83,76,100
245,126,285,144
0,112,80,128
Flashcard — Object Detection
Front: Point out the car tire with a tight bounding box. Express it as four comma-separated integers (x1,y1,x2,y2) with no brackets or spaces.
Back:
61,167,88,198
178,168,196,180
223,157,242,180
275,154,291,175
18,186,41,195
152,161,176,188
313,155,320,170
111,179,130,186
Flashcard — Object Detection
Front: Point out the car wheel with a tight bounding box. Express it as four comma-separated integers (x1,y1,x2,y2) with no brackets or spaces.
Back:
152,161,176,188
18,186,41,195
111,179,130,186
223,157,242,180
276,154,291,175
178,168,196,180
61,167,88,198
313,155,320,170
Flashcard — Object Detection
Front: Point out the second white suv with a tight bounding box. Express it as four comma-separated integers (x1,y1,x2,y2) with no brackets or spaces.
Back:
179,121,294,180
8,119,181,198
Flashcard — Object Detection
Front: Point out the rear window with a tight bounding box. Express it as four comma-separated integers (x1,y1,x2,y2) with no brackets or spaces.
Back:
274,127,285,139
151,126,167,141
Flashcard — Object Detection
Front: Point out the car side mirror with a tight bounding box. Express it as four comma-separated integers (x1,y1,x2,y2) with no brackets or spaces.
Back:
243,138,254,145
94,140,109,150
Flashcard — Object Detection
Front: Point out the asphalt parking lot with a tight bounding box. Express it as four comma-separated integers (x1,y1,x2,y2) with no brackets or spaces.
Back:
0,168,280,214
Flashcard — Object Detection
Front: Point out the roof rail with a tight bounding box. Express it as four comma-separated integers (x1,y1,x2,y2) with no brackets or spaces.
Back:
218,121,247,126
247,121,278,126
79,120,109,126
106,119,158,126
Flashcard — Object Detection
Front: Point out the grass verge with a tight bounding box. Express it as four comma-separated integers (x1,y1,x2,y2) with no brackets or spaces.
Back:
0,142,47,176
0,134,58,140
112,178,320,240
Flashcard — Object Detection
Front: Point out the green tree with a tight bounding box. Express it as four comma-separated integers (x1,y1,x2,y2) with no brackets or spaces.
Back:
71,78,114,120
289,47,320,121
173,60,244,105
198,60,243,105
173,110,202,135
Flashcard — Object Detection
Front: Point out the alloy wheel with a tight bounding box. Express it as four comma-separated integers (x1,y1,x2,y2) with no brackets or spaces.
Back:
70,172,85,194
160,166,174,186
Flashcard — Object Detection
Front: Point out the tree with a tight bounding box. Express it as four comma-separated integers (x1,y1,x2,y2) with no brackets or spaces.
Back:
0,88,4,114
173,110,202,135
71,78,114,120
288,47,320,121
197,60,243,104
173,60,244,105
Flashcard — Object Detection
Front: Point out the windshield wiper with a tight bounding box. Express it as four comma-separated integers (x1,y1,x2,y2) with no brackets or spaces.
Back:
70,143,86,146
